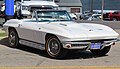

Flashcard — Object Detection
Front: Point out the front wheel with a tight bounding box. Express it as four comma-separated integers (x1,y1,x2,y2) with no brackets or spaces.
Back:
9,29,19,48
90,46,111,56
45,36,68,58
113,18,117,21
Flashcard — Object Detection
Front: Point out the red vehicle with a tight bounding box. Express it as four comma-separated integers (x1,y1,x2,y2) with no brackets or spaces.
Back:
109,11,120,21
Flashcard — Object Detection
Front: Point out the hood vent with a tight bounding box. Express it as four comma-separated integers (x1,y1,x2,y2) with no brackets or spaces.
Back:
59,23,67,26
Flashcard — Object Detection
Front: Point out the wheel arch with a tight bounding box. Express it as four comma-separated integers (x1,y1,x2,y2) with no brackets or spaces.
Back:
45,33,58,42
8,27,17,32
8,27,19,38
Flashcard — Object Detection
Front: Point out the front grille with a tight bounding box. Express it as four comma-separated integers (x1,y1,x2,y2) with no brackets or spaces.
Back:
71,44,89,47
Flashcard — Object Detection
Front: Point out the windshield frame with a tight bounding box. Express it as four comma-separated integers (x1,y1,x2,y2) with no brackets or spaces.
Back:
35,10,72,22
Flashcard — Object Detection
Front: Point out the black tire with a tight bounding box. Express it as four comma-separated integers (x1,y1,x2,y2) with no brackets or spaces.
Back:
113,18,117,21
9,29,19,48
45,36,68,58
90,46,111,56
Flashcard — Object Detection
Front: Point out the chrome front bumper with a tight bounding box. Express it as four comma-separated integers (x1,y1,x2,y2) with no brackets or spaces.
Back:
62,39,118,50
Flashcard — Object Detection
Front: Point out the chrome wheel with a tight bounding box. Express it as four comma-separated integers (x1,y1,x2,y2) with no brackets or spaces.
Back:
46,36,68,58
48,38,61,56
9,31,16,46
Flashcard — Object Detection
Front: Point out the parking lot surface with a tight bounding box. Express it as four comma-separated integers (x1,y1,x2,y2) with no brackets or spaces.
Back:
0,18,120,69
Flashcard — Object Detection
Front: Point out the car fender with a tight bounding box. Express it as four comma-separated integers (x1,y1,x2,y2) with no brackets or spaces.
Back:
3,19,21,34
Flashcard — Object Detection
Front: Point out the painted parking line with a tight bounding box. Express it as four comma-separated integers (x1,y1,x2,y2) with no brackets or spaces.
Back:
0,66,120,69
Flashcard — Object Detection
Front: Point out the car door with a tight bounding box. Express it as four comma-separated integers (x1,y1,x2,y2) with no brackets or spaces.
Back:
17,19,37,42
33,22,48,44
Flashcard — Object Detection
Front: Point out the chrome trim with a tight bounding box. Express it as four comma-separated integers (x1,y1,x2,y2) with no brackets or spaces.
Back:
63,42,91,45
62,39,117,49
104,39,118,43
67,46,88,49
100,39,118,49
19,39,45,50
101,42,114,49
62,42,90,49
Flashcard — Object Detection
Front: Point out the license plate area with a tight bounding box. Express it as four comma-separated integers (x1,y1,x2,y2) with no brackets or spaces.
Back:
90,43,101,49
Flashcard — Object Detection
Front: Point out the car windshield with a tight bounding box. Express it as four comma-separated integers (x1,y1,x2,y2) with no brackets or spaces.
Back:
36,11,72,22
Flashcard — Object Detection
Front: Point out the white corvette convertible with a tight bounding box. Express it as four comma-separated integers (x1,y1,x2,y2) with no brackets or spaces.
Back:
3,10,119,58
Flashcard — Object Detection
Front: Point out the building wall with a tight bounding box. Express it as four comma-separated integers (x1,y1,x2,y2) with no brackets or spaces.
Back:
81,0,120,12
56,0,82,13
58,7,82,13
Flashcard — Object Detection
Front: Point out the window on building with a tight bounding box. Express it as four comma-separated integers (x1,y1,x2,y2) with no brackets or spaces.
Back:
71,8,80,13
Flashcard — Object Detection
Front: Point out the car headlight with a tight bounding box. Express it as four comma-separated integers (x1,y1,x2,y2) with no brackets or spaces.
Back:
22,6,29,10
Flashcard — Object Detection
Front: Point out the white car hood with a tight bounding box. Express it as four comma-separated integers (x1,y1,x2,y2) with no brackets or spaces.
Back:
49,21,119,40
